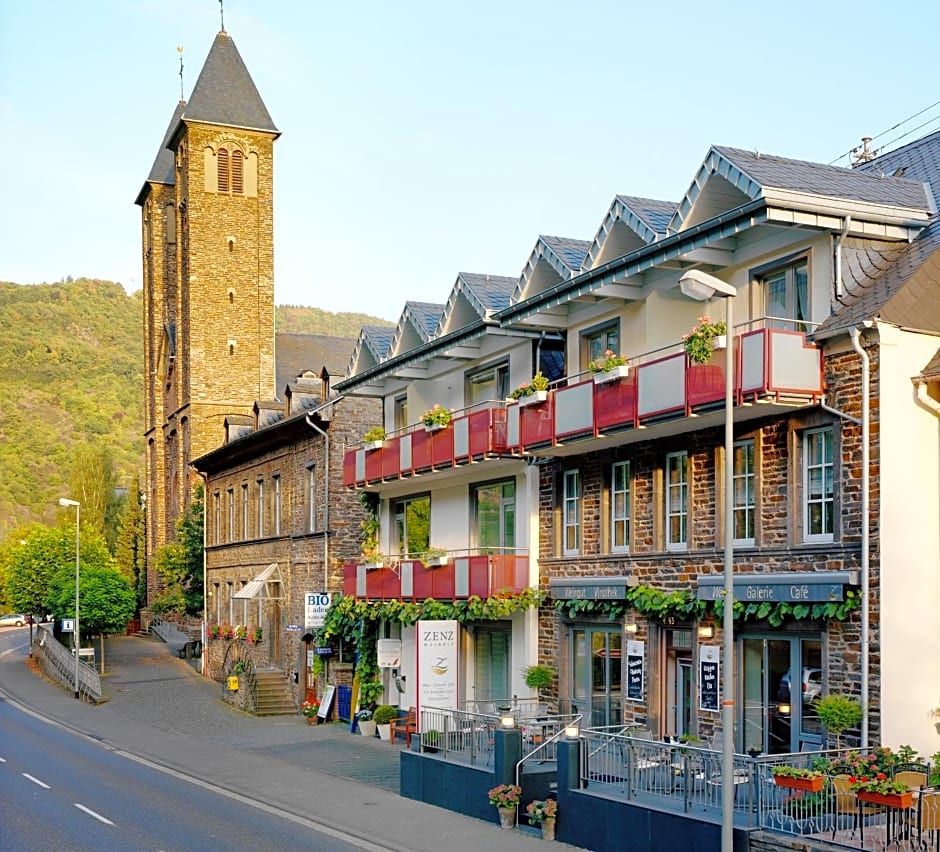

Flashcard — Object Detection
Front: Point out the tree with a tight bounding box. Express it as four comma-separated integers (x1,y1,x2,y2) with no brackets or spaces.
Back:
66,442,124,553
113,475,145,607
153,484,204,616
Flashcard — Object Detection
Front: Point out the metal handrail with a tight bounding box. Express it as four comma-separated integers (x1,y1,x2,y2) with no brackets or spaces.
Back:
516,712,583,786
33,627,101,701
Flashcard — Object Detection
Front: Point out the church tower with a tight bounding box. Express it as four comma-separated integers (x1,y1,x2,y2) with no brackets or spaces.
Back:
136,30,279,602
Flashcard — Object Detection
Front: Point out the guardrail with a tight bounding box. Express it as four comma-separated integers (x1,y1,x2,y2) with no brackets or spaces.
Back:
33,627,101,701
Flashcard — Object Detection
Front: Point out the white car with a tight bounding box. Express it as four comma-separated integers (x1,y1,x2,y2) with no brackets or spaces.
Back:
778,667,822,704
0,613,28,627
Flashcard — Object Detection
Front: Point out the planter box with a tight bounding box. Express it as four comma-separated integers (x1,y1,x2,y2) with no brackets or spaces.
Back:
358,719,377,737
773,774,825,793
424,422,448,433
363,440,383,451
593,364,631,384
426,556,449,568
856,790,913,809
712,334,727,351
518,390,548,407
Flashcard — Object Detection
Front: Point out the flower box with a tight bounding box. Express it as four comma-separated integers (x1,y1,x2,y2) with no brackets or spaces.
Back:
856,790,913,809
363,440,384,451
712,335,727,351
518,390,548,407
426,556,449,568
773,774,824,793
424,423,446,433
593,364,631,384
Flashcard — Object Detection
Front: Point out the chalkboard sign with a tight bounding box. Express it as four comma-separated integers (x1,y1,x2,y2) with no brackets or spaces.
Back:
318,684,336,720
699,646,719,713
626,640,644,701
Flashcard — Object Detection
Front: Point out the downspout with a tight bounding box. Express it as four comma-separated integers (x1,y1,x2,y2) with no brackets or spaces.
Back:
834,216,851,301
848,326,869,748
915,379,940,416
305,411,330,587
194,468,209,678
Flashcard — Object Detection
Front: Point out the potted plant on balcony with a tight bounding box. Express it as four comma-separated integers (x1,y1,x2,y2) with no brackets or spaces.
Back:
424,546,448,568
770,765,826,793
682,316,727,364
589,349,630,383
815,693,862,750
849,774,914,809
524,663,553,708
420,404,452,431
508,371,550,406
488,783,522,829
362,426,386,451
373,703,400,740
526,798,558,840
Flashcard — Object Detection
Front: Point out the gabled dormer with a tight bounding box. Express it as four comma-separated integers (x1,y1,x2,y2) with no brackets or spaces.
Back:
386,301,444,359
512,235,590,303
583,196,676,270
434,272,515,337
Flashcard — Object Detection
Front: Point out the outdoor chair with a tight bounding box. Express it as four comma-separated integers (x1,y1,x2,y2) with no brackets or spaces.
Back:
912,788,940,851
390,706,417,748
894,761,930,791
831,773,882,841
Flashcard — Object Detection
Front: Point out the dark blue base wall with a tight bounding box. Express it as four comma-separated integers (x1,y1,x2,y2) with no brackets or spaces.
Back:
401,752,751,851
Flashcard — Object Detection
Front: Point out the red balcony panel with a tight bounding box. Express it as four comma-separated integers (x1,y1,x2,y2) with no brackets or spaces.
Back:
686,363,726,408
594,374,638,433
364,445,383,481
412,561,456,599
381,435,402,479
466,409,496,457
489,555,528,594
343,450,358,488
411,428,433,471
365,565,401,599
467,555,492,598
491,407,509,452
431,425,454,467
518,396,554,448
343,562,357,597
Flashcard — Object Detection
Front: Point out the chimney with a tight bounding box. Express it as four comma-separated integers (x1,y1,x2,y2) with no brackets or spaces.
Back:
320,366,331,402
851,137,876,168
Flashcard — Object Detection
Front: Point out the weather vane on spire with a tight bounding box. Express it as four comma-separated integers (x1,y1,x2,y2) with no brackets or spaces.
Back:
219,0,225,32
177,46,184,101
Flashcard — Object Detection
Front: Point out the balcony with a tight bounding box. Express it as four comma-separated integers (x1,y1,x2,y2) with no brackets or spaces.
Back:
342,553,530,601
343,325,823,487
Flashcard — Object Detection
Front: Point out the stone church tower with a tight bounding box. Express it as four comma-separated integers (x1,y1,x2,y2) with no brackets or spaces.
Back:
136,30,279,602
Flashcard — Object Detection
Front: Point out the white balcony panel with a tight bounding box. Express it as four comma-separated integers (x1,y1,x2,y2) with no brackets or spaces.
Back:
401,561,413,597
400,434,413,469
506,404,521,446
741,332,766,391
355,449,366,481
357,564,367,597
770,332,822,390
637,355,685,418
455,557,470,597
555,382,594,435
454,417,470,456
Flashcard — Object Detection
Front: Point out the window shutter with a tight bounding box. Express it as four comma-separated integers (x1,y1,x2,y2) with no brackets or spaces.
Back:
217,148,229,193
231,150,244,195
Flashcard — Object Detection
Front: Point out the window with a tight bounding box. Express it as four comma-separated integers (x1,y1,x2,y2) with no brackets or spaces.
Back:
241,483,249,540
582,322,620,373
213,491,221,545
733,440,756,545
473,480,515,553
306,464,317,532
216,146,244,196
393,494,430,556
562,470,581,555
217,148,229,193
762,258,808,331
467,362,509,407
610,461,631,552
226,488,235,543
213,583,220,623
256,479,264,538
665,452,688,550
803,427,833,541
273,474,281,536
394,395,408,431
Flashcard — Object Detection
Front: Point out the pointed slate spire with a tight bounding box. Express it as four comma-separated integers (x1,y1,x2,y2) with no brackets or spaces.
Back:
183,31,278,135
136,100,186,205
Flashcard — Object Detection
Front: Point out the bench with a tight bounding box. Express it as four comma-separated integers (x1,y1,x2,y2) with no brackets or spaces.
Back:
390,706,417,747
177,639,203,659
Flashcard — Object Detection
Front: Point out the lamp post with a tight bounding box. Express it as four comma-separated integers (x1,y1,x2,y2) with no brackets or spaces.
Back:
58,497,81,699
678,269,735,852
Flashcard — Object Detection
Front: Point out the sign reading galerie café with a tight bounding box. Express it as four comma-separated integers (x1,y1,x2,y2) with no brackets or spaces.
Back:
417,619,459,710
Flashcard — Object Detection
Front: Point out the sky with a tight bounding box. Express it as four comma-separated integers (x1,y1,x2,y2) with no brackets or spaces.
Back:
2,1,939,323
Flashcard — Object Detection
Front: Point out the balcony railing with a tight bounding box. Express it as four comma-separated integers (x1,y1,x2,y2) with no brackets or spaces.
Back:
342,553,529,600
343,325,823,488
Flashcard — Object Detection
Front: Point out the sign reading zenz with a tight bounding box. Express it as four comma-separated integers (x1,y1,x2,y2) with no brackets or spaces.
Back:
423,629,455,642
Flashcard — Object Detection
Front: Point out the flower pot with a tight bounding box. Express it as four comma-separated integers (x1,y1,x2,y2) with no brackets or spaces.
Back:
541,817,556,841
377,723,391,741
358,719,377,737
856,790,913,809
712,335,727,351
498,807,516,829
306,715,318,725
424,423,447,433
363,440,383,451
518,390,548,407
593,364,630,384
426,556,449,568
773,774,824,793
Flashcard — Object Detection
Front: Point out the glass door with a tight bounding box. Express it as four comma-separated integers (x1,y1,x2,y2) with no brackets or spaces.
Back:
473,625,510,711
571,626,622,727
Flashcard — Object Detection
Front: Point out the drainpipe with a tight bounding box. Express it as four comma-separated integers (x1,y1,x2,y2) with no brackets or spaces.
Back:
848,326,869,748
834,216,851,301
193,468,209,678
305,411,330,587
915,379,940,416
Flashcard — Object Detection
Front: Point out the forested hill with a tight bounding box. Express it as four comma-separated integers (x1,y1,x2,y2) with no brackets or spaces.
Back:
0,279,392,538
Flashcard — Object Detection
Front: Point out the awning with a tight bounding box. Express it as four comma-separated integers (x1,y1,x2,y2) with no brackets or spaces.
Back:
233,563,284,600
696,571,858,602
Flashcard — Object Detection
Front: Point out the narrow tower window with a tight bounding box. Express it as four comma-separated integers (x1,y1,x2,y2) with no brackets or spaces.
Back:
217,148,230,193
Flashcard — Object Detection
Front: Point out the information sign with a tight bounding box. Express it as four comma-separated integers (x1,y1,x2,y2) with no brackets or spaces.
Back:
626,640,644,701
699,645,719,712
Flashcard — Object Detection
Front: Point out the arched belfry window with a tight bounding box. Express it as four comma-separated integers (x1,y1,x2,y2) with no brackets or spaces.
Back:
231,150,243,194
204,145,256,196
217,148,230,193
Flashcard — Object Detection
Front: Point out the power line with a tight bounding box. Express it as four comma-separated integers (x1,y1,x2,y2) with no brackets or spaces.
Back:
829,99,940,165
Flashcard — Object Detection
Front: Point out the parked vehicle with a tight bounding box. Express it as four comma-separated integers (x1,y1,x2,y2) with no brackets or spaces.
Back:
778,668,822,704
0,613,28,627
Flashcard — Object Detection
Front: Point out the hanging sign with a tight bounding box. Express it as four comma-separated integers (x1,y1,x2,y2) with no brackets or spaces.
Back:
417,619,458,710
699,645,720,713
626,640,644,701
305,592,333,629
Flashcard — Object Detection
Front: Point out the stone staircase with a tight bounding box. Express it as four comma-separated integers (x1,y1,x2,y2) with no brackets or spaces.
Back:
253,669,296,716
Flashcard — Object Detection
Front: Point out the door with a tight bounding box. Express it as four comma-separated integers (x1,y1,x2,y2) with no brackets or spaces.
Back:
571,626,622,726
664,628,693,738
474,625,510,710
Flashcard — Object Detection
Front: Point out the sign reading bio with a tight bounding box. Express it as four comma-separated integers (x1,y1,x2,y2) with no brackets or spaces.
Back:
417,619,458,711
305,592,333,630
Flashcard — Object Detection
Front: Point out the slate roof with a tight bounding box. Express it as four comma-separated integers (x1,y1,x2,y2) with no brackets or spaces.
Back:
458,273,515,314
181,31,278,135
616,195,677,236
274,333,355,399
921,348,940,380
146,102,185,185
857,129,940,208
360,325,395,361
715,146,931,209
404,302,446,341
542,235,590,273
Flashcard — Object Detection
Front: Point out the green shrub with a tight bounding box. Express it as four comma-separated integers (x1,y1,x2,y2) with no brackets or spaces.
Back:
373,704,400,725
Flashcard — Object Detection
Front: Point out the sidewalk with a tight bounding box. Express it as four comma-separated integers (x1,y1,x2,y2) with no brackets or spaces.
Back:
0,632,559,851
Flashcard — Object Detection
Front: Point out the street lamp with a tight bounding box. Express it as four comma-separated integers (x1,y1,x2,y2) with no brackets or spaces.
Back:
58,497,81,700
678,269,735,852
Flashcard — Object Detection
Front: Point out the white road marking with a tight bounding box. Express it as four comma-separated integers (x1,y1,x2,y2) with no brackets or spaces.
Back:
22,773,50,788
0,756,6,762
75,803,115,825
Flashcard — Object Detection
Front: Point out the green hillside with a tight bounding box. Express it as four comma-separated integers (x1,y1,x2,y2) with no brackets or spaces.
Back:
0,279,391,539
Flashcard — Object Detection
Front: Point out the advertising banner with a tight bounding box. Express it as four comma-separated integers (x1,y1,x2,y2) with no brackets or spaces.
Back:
417,619,458,710
304,592,332,630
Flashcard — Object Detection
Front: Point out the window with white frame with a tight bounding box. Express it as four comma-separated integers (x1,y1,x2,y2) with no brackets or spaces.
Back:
226,488,235,542
306,463,317,532
762,257,808,332
241,483,249,540
610,461,630,552
563,469,581,555
393,494,430,556
582,322,620,373
394,395,408,431
803,427,833,542
256,479,264,538
473,479,515,553
733,440,755,545
665,452,688,550
273,474,281,536
467,361,509,407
